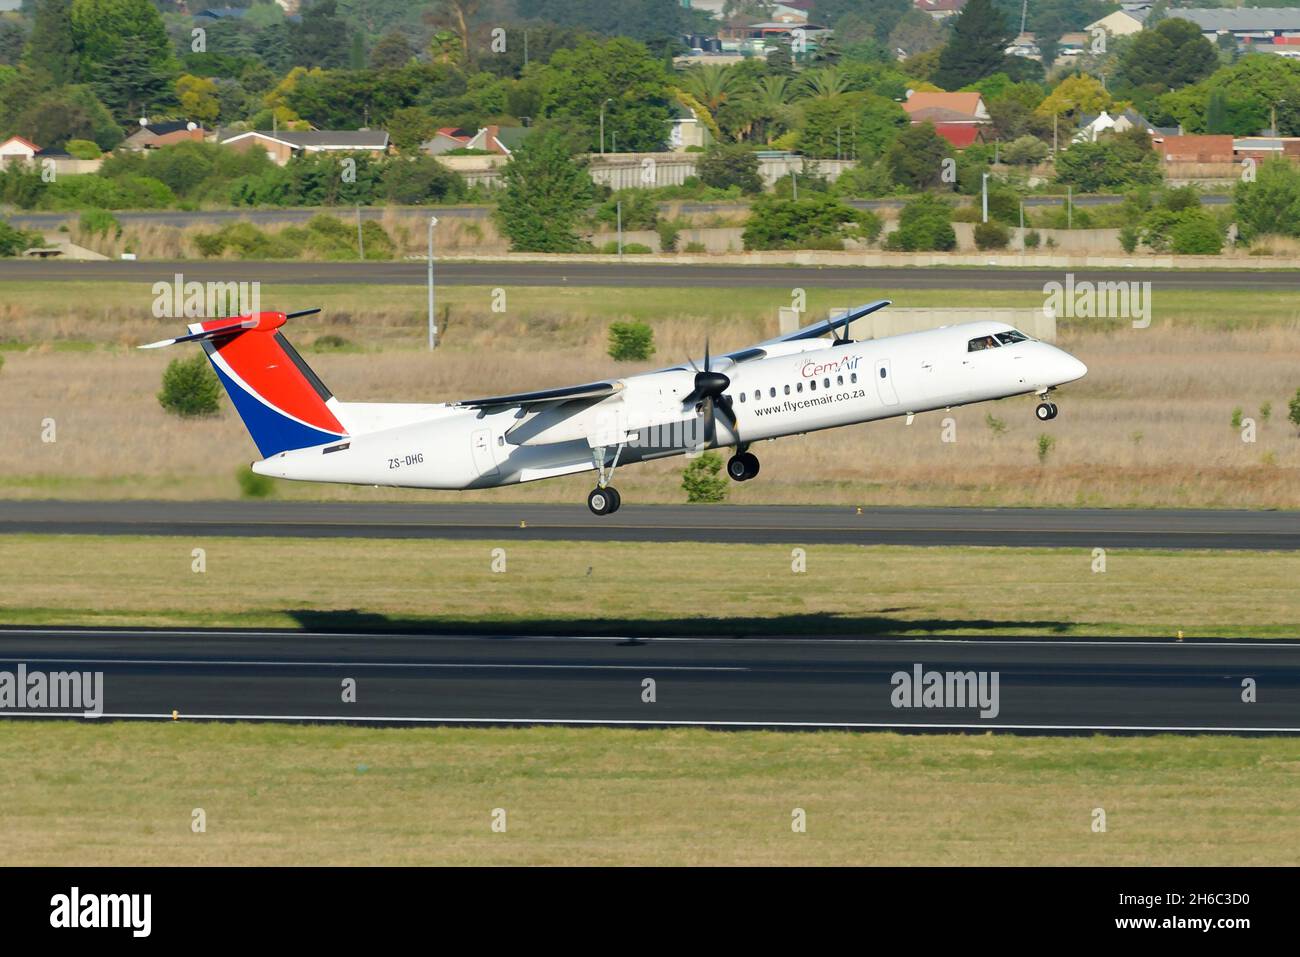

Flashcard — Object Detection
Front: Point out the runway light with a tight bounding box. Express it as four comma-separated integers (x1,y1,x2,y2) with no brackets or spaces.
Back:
172,710,179,720
520,520,527,528
856,507,863,515
1177,630,1184,641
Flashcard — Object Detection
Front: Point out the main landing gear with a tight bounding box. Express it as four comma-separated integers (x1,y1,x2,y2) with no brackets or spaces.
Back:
1035,401,1059,421
727,451,760,482
587,443,624,515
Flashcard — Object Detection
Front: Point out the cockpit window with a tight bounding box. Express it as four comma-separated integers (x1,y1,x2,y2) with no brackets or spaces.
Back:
995,330,1029,345
967,335,999,352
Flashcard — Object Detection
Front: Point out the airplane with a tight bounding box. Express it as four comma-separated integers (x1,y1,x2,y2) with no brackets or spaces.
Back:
141,300,1087,515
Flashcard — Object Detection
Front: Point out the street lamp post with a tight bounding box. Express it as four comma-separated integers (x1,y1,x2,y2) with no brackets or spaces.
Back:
981,172,989,224
427,216,438,350
600,98,612,154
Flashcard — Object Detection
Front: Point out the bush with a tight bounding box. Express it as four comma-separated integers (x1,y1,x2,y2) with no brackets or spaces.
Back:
697,144,762,194
79,208,120,238
0,220,40,256
65,139,101,160
0,353,5,375
236,465,275,499
1036,433,1055,464
683,241,707,253
158,352,222,418
594,190,658,230
884,194,956,251
657,219,682,253
600,241,652,253
743,194,878,250
1023,229,1041,249
1289,388,1300,433
1119,224,1139,253
1003,135,1048,165
681,451,728,504
974,220,1010,250
312,334,354,352
1168,210,1224,254
608,321,655,361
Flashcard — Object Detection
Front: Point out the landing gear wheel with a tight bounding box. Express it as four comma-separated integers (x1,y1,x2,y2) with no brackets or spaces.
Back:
1035,402,1058,421
727,452,760,481
587,486,620,516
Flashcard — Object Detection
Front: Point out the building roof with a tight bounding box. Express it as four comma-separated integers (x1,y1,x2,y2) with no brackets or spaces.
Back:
908,105,986,124
1153,134,1234,159
915,0,966,12
1171,9,1300,32
222,129,390,150
0,135,40,152
932,123,984,148
903,91,986,119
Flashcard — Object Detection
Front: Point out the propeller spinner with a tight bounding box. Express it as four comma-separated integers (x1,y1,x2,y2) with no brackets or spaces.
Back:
682,341,740,445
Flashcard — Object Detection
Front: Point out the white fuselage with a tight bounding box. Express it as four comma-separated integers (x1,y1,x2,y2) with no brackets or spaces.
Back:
251,321,1087,489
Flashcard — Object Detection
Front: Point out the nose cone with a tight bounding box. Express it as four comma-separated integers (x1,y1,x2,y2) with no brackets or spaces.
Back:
1051,347,1087,384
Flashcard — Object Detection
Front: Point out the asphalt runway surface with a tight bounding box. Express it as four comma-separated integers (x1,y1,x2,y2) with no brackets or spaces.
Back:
1,258,1297,289
1,628,1296,732
2,501,1297,549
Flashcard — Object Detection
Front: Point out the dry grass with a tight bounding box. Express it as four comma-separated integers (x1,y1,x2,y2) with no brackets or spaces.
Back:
1,535,1296,637
3,723,1298,865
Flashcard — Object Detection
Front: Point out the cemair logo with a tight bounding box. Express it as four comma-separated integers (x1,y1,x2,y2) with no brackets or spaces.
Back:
800,354,859,378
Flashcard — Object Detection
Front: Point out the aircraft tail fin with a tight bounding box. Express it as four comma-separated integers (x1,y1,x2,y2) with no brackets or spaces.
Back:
141,311,348,458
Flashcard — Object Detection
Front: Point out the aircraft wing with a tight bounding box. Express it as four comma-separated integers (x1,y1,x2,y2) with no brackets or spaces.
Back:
453,380,622,411
648,300,893,377
748,299,892,350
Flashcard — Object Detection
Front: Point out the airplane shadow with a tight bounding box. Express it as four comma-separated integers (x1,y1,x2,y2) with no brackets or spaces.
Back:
284,608,1073,640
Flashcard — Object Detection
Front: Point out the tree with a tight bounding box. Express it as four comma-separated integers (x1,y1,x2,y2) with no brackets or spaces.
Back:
291,0,352,69
70,0,172,77
1289,389,1300,434
884,122,952,191
884,193,956,250
90,34,178,123
933,0,1015,91
176,74,220,125
1034,74,1110,123
158,352,222,418
743,194,879,250
681,451,728,504
539,37,673,153
799,92,908,159
1003,134,1048,165
16,84,122,150
369,30,414,69
25,0,78,84
697,143,762,193
1054,130,1161,192
382,156,464,204
888,9,946,58
496,128,594,252
1234,158,1300,241
1118,17,1217,94
608,321,655,361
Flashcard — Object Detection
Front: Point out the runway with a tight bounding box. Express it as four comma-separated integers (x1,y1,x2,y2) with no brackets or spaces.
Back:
1,628,1297,732
0,258,1297,289
2,501,1296,550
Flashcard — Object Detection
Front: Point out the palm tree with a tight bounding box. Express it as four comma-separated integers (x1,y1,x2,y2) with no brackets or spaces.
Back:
799,66,848,100
682,64,738,116
751,74,794,144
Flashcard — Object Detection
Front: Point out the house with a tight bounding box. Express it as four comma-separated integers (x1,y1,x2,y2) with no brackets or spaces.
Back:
1074,108,1155,143
220,129,390,166
1086,10,1148,36
0,135,40,167
1006,33,1042,61
915,0,966,20
903,91,990,124
1233,137,1300,165
421,126,531,157
1152,134,1234,164
120,121,207,152
669,103,712,150
1170,8,1300,44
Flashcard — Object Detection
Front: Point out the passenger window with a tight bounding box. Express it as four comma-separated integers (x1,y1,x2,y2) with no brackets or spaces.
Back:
837,375,844,386
879,367,886,378
784,384,790,395
809,380,817,391
850,373,857,384
796,382,803,393
824,378,830,389
739,392,746,403
770,387,776,398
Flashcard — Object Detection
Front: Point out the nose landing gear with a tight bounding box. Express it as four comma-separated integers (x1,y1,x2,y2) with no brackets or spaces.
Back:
1035,402,1058,421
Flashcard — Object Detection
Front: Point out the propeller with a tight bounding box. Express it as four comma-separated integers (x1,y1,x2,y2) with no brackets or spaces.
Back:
682,339,740,446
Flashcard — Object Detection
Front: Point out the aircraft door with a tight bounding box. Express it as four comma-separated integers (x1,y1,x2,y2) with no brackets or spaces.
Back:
874,358,900,406
471,428,500,477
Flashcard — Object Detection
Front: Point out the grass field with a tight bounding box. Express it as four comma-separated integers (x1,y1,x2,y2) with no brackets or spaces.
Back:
3,722,1297,865
2,534,1296,637
0,281,1297,507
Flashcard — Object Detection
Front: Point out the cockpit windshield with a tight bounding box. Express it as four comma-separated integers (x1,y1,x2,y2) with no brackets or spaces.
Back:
967,329,1030,351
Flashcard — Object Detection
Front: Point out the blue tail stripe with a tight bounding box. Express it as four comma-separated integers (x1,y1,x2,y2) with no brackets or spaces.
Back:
211,362,343,458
